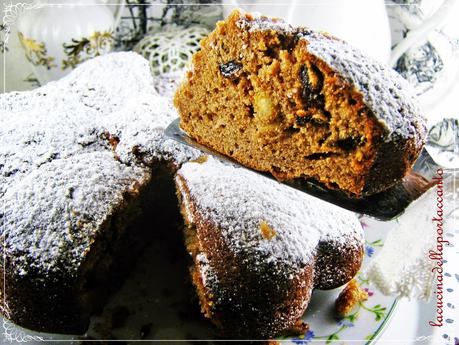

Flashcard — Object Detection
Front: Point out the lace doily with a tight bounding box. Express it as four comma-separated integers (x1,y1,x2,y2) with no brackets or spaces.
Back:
134,25,209,76
2,319,44,342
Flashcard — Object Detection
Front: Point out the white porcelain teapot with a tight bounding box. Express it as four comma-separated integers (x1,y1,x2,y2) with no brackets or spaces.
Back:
17,0,124,85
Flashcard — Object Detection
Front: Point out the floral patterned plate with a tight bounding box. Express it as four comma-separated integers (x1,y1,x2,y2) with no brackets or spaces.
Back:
1,216,398,344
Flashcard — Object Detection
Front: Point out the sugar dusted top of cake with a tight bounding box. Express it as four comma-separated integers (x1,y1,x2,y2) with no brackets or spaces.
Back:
177,157,363,272
3,152,149,277
0,52,199,276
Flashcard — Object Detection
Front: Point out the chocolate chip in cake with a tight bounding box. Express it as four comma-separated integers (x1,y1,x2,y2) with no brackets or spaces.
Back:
295,115,311,127
285,126,301,136
247,104,255,118
279,32,300,52
219,61,242,78
300,65,323,93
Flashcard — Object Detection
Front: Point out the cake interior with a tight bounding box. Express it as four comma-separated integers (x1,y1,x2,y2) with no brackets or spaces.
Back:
175,174,216,323
175,11,384,197
77,164,184,330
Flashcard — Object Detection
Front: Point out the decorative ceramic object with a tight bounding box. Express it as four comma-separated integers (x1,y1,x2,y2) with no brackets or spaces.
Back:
113,1,222,51
425,118,459,169
17,0,123,85
388,0,458,111
161,2,223,29
133,25,209,76
222,0,392,64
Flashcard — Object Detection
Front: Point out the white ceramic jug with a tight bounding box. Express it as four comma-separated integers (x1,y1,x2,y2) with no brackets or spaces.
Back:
17,0,124,85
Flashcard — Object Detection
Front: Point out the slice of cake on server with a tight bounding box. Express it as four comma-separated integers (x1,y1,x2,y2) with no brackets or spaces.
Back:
174,10,426,198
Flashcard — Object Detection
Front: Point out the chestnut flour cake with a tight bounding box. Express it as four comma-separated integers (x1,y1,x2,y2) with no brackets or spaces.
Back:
174,10,427,197
0,52,200,334
1,51,364,339
176,157,364,338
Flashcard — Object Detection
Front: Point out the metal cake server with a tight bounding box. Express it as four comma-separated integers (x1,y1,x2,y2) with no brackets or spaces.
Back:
165,118,457,221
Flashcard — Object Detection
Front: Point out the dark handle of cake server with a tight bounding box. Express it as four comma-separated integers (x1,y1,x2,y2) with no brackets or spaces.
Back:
165,118,450,221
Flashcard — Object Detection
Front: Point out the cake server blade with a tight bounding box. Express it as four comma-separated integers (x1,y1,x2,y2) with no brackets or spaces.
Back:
165,118,439,221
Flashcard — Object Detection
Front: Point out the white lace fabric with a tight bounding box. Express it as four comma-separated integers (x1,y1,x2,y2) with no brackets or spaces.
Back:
365,175,458,300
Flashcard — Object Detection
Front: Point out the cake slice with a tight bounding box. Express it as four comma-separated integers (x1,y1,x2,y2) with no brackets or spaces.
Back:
176,156,364,338
174,10,427,197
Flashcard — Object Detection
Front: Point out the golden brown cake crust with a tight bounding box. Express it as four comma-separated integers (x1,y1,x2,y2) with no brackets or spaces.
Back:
174,10,426,197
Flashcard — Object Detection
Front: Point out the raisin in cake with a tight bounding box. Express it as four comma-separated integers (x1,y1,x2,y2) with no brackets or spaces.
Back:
176,157,364,338
174,10,427,197
0,52,199,334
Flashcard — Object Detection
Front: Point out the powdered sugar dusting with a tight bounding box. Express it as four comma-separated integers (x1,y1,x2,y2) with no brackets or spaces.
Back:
3,152,149,277
0,52,199,276
175,176,194,224
177,157,363,271
196,253,219,289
